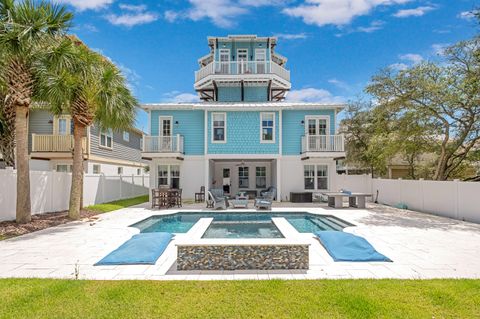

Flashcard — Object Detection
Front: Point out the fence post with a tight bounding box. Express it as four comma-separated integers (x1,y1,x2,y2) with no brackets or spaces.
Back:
119,174,123,200
454,179,459,219
419,178,425,212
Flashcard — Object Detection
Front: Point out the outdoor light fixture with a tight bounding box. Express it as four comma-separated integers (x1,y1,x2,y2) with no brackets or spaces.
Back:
301,120,305,125
175,121,179,127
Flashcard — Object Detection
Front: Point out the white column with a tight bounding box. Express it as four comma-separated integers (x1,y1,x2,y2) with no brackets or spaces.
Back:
204,158,209,202
276,158,281,202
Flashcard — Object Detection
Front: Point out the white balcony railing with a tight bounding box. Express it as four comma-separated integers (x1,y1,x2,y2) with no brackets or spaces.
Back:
32,134,88,153
143,134,184,153
301,135,345,153
195,60,290,83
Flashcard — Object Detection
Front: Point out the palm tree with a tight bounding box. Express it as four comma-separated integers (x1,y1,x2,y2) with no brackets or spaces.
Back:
0,0,73,223
38,36,137,219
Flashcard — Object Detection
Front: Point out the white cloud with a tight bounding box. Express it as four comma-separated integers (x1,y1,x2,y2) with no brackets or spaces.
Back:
162,92,200,103
328,78,351,91
55,0,114,11
431,43,449,56
119,4,147,12
106,3,158,27
458,11,476,21
393,6,435,18
283,0,411,27
165,0,287,28
106,12,158,27
117,64,141,92
356,20,384,33
285,88,344,103
274,33,308,40
389,62,408,71
399,53,423,64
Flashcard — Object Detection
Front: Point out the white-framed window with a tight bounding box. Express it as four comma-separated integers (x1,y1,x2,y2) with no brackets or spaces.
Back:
117,167,123,175
93,164,101,174
123,131,130,142
157,164,181,189
305,116,329,136
256,166,266,188
260,112,275,143
56,164,72,172
100,128,113,149
212,112,226,143
304,164,329,190
218,49,230,74
54,115,72,135
238,166,249,189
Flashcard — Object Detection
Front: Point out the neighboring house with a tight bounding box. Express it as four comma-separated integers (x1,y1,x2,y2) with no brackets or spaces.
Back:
28,108,147,175
141,35,346,201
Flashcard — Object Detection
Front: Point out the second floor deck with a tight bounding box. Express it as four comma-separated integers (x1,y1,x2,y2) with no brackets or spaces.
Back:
31,134,89,154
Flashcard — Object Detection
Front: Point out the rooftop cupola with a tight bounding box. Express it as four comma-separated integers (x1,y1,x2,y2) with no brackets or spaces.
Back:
194,35,291,102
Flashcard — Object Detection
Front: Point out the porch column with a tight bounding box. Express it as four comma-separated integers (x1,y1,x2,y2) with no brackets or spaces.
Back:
276,158,281,202
204,158,209,202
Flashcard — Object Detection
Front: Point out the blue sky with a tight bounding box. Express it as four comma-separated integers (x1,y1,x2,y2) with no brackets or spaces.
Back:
57,0,478,131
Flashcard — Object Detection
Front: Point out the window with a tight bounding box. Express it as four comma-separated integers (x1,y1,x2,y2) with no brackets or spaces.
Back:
218,49,230,74
157,165,180,189
58,119,68,135
117,167,123,175
56,164,72,172
304,164,329,190
158,165,169,187
256,167,266,188
261,112,275,142
255,49,266,73
93,164,101,174
123,131,130,142
170,165,180,189
304,165,315,190
317,165,328,190
212,113,226,142
238,167,249,189
100,128,113,148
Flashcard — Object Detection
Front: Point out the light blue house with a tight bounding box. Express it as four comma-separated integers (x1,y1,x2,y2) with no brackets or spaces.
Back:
142,35,345,201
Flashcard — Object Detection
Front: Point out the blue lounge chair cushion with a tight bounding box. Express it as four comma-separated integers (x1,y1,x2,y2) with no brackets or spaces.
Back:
315,231,391,262
95,232,173,266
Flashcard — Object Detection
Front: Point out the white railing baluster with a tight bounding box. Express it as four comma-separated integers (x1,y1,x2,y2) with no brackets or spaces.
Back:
301,135,345,153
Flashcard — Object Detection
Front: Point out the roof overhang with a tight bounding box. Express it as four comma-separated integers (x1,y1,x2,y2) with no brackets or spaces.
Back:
140,102,346,112
208,35,277,46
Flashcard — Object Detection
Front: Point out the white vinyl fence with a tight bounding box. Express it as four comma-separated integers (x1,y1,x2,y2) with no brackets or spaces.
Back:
336,174,480,224
0,169,149,221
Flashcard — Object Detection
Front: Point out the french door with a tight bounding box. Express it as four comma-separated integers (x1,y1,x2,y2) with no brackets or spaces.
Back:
306,116,329,151
255,49,266,74
159,116,172,151
237,49,248,74
219,49,230,74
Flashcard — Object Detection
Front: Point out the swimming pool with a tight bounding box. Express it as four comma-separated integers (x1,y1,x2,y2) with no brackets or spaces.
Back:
202,221,284,238
131,212,353,234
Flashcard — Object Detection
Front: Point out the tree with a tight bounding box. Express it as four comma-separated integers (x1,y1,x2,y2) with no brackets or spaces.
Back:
0,0,73,223
38,36,137,219
366,38,480,180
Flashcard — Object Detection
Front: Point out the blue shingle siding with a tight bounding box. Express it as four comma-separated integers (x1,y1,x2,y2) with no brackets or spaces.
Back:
151,110,204,155
217,87,242,102
207,111,279,154
282,109,336,155
244,87,268,102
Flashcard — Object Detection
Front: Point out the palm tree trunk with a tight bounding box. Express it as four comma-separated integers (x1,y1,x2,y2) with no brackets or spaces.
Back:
15,106,31,223
68,119,85,219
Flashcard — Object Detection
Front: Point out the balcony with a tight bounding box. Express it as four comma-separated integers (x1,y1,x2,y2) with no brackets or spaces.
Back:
301,135,345,157
142,134,184,158
32,134,88,154
195,60,290,85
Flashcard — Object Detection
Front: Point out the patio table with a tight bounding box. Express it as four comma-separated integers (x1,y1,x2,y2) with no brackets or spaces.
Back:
229,199,249,208
322,192,372,209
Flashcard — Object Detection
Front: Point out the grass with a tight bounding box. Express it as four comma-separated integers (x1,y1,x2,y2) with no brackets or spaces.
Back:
85,195,149,213
0,279,479,318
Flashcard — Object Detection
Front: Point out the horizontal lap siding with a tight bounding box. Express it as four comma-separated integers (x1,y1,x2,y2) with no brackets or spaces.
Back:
28,110,54,153
282,109,336,155
208,111,279,154
151,110,204,155
90,125,144,163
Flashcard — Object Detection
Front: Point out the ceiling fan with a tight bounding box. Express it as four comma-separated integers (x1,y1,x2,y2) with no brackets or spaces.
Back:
235,160,246,167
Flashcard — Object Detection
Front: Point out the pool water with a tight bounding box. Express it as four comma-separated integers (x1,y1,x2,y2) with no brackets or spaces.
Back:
131,212,353,235
202,221,284,238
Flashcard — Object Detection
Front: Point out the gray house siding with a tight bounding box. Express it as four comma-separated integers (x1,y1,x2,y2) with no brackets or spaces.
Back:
28,109,54,153
89,125,144,163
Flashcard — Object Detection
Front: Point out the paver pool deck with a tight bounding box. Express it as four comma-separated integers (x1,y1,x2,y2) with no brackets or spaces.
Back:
1,202,480,280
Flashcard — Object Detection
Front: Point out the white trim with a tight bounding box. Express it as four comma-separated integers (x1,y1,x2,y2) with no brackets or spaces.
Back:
99,128,113,150
141,102,346,111
237,48,248,74
260,112,276,144
159,116,173,137
279,109,283,155
122,131,130,142
204,110,208,154
148,110,151,135
211,112,227,144
303,163,330,191
304,115,330,136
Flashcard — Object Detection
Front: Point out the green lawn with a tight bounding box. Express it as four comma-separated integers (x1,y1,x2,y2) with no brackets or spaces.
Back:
85,195,149,213
0,279,479,318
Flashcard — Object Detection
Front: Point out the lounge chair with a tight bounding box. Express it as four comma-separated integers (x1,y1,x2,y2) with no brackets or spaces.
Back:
255,187,277,210
208,188,228,210
260,186,277,200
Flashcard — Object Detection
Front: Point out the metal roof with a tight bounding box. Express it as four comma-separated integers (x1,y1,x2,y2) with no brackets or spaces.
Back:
141,102,345,111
